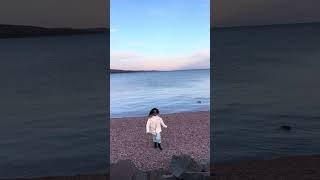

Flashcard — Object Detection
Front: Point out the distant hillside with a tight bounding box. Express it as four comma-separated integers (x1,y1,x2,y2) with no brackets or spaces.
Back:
0,24,108,38
110,69,208,73
111,69,137,73
110,69,155,73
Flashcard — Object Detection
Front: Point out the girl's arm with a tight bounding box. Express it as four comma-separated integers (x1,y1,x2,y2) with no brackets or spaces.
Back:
160,118,167,128
146,119,150,133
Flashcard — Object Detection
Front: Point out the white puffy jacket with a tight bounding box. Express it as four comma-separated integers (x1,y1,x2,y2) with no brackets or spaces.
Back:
146,115,167,134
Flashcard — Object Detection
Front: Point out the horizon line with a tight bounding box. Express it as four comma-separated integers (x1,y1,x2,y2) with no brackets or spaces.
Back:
110,68,209,72
3,21,320,30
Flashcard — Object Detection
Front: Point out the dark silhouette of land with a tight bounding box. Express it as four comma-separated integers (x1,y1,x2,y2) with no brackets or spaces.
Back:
0,24,108,38
110,69,208,74
110,69,145,73
110,69,162,73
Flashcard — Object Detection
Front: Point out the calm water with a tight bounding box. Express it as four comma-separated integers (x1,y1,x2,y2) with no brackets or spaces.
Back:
111,69,210,118
212,23,320,163
0,34,108,178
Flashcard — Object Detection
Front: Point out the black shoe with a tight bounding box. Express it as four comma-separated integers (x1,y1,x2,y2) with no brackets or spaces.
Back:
158,143,162,150
154,142,157,148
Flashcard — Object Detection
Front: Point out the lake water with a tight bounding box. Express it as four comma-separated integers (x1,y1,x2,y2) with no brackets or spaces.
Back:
2,23,319,177
212,23,320,163
111,69,210,118
0,34,108,178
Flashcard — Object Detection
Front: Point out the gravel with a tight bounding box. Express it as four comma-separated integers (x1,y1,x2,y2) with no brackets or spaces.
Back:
110,111,210,171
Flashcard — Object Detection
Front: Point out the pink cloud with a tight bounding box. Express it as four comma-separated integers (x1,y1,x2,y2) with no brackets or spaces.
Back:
111,49,210,71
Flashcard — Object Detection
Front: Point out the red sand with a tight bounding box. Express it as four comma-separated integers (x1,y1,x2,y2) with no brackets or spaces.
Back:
110,111,210,171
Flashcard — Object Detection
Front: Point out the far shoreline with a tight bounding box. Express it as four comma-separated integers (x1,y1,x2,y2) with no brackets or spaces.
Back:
110,110,210,120
0,24,108,39
110,68,209,74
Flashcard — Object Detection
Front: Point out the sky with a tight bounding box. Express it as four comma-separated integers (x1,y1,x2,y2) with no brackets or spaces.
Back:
110,0,210,71
212,0,320,27
1,0,320,70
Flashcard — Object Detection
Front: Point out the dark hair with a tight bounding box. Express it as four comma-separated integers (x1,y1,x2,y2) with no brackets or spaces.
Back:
149,108,160,117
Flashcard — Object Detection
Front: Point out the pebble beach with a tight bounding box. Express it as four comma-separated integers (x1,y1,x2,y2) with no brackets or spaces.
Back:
110,111,210,171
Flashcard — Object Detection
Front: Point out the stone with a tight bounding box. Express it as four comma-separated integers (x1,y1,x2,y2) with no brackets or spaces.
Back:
149,169,168,180
110,159,139,180
200,160,210,172
161,174,178,180
203,175,216,180
169,155,202,178
180,172,208,180
280,125,291,131
133,171,148,180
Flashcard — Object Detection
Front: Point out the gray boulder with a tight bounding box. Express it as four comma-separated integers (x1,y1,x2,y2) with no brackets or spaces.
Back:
180,172,209,180
280,125,292,131
203,175,216,180
161,174,178,180
200,159,210,172
149,169,169,180
169,155,202,178
110,159,139,180
133,171,148,180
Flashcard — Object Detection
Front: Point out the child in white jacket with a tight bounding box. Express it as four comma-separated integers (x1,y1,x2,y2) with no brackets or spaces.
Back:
146,108,167,150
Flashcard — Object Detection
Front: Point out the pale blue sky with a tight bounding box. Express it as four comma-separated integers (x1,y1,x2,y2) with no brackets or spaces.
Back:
111,0,210,70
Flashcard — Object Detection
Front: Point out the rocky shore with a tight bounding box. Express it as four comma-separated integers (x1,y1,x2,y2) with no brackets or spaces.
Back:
110,154,210,180
4,152,320,179
110,111,210,171
110,154,320,180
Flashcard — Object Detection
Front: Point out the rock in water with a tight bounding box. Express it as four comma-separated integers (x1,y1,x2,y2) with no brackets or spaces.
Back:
169,154,202,178
110,159,139,180
197,100,202,104
280,125,292,131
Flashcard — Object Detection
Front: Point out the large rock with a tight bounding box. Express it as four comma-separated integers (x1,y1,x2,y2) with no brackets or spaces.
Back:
133,171,148,180
200,159,210,172
110,159,139,180
280,125,292,131
161,174,178,180
180,172,209,180
203,176,216,180
169,155,202,178
149,169,169,180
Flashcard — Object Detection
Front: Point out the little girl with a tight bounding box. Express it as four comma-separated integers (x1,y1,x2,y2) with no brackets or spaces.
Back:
146,108,167,150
